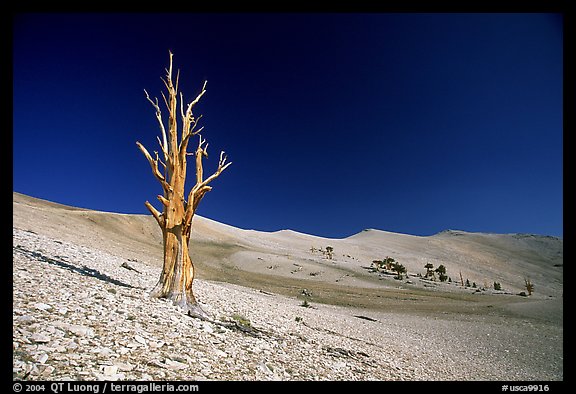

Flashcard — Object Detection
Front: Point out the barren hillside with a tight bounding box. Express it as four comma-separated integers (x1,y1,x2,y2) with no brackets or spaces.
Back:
12,192,563,380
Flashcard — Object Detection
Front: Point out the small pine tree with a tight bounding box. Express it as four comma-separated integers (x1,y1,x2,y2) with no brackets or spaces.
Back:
436,265,448,282
325,246,334,259
465,279,471,287
392,262,407,280
493,282,502,291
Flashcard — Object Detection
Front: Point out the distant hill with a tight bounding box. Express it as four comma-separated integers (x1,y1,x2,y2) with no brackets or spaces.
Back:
13,191,563,300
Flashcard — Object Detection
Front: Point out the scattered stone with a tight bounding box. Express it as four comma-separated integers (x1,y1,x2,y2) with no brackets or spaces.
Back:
30,333,51,344
16,315,36,324
55,323,94,337
11,226,563,381
35,303,53,311
35,353,49,364
103,365,119,376
164,358,189,370
41,365,56,377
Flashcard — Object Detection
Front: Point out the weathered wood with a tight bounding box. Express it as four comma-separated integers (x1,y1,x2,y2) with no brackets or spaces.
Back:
137,52,231,318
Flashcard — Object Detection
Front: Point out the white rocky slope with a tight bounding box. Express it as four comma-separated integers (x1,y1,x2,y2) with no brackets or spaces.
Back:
13,227,562,381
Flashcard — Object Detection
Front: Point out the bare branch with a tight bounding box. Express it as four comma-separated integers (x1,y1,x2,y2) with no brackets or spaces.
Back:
180,92,185,123
189,80,208,109
157,194,170,207
155,137,168,163
200,151,232,187
175,68,180,95
191,115,203,134
144,200,165,228
161,91,170,113
166,51,173,83
136,141,169,191
144,89,168,160
196,151,232,189
154,149,166,170
198,135,208,152
183,185,212,227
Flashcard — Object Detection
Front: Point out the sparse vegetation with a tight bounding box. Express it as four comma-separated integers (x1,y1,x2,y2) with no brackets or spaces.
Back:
435,264,448,282
325,246,334,259
424,263,436,280
231,313,251,328
371,256,396,272
392,262,407,280
301,289,312,297
524,278,534,296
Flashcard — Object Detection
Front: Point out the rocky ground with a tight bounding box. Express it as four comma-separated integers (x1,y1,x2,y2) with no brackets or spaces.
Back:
13,227,563,381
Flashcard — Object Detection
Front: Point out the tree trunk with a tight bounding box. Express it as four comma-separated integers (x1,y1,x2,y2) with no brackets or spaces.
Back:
150,223,209,319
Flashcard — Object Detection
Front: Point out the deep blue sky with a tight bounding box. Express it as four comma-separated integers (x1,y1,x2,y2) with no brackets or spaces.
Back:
13,13,563,238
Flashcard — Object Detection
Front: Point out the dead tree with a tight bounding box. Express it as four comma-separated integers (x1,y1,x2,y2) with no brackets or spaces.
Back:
136,52,231,319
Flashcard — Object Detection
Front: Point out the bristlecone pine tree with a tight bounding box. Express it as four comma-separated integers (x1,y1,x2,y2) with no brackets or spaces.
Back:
136,52,231,319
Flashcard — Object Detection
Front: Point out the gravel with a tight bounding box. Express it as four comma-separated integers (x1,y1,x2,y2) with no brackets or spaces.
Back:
12,227,562,381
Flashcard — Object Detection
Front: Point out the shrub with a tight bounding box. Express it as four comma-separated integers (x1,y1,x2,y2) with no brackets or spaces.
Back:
231,314,251,328
392,262,407,280
493,282,502,291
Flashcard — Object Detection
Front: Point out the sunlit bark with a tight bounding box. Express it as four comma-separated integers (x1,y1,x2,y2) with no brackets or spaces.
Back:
136,52,231,318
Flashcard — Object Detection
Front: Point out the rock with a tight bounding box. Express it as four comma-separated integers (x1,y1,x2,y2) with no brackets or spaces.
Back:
103,365,119,376
35,303,53,311
134,335,147,346
41,365,55,377
149,340,165,349
97,347,114,356
116,362,134,372
257,361,274,375
30,333,51,344
68,325,94,337
36,353,49,364
54,322,94,337
95,371,125,381
16,315,36,324
214,349,228,358
118,347,131,355
164,358,189,370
